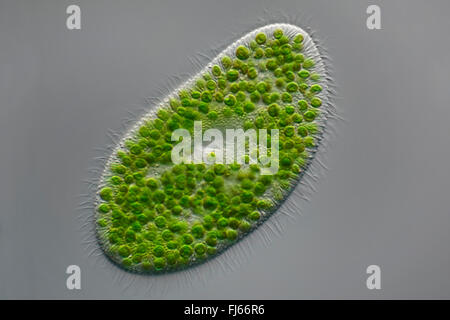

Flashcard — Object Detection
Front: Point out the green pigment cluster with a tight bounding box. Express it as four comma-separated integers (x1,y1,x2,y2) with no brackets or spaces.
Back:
96,26,325,273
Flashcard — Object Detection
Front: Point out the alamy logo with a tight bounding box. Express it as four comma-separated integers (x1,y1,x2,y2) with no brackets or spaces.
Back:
171,121,279,175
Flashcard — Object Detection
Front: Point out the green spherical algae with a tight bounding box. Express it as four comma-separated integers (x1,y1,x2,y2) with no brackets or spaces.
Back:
96,24,328,274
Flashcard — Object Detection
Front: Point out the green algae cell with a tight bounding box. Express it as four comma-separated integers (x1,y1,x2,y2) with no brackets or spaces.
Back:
96,23,328,274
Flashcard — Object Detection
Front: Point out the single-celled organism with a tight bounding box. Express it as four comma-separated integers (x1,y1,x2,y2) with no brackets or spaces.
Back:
95,23,331,274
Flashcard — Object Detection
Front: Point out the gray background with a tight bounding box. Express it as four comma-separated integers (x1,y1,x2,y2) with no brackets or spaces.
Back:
1,0,450,299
